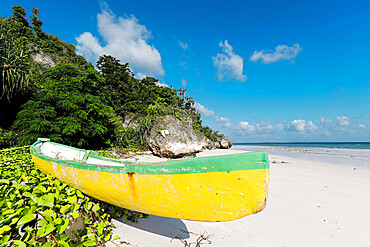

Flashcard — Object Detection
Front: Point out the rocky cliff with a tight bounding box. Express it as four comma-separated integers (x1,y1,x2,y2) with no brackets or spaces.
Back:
147,115,209,158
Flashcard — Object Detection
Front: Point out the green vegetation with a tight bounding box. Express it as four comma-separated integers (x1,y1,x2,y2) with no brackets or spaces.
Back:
0,17,31,102
0,5,223,150
0,147,147,246
15,64,115,149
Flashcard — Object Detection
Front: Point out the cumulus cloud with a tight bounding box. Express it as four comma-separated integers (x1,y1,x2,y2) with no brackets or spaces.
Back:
238,121,255,133
320,117,332,129
305,121,318,131
178,41,188,50
136,72,148,79
195,103,214,118
76,2,164,77
255,120,275,134
276,124,284,131
216,116,233,128
250,44,302,64
337,116,350,126
212,40,247,82
155,81,169,88
358,124,366,128
286,119,318,132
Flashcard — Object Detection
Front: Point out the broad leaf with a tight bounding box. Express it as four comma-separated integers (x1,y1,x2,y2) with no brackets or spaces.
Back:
17,213,35,226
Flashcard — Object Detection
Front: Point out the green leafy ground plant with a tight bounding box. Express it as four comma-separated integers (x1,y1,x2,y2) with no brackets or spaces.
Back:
0,146,147,246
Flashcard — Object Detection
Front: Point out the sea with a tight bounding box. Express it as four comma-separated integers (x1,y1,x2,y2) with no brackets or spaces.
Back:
235,142,370,149
233,142,370,168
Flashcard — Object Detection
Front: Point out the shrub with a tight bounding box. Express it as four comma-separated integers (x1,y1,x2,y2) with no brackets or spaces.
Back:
0,128,17,149
15,64,115,149
0,146,147,246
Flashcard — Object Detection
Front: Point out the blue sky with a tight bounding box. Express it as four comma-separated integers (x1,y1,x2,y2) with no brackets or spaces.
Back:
2,0,370,142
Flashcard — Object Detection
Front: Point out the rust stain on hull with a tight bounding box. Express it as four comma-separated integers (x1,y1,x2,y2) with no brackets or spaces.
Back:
127,173,137,198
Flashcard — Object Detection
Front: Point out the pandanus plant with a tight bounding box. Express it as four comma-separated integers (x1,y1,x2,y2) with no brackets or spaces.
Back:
0,18,30,101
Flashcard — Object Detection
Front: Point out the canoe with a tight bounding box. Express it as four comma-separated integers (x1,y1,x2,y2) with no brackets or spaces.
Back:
30,138,269,222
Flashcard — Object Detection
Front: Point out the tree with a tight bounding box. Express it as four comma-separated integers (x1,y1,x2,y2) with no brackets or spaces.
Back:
96,55,137,112
141,76,158,86
31,7,43,37
97,55,134,82
12,5,29,27
15,64,115,148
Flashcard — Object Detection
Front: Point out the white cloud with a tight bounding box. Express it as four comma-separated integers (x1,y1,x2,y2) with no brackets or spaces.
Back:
286,120,305,132
181,79,187,88
337,116,350,126
237,120,284,135
250,44,302,64
195,103,214,118
256,120,274,134
286,119,318,132
155,80,169,87
320,117,332,129
359,124,366,128
178,41,188,50
76,3,164,77
305,121,318,131
276,123,284,131
212,40,247,82
75,32,103,61
238,121,255,133
216,116,233,128
136,72,147,79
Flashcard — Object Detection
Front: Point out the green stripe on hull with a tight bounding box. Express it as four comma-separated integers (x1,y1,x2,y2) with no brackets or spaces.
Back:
31,140,269,175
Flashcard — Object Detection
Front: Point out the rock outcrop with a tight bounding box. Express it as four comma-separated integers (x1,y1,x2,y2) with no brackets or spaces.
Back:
122,114,139,129
219,139,233,149
148,115,209,158
30,51,57,68
205,139,216,150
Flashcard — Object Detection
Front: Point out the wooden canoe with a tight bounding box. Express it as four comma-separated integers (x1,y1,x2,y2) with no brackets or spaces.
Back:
30,138,269,222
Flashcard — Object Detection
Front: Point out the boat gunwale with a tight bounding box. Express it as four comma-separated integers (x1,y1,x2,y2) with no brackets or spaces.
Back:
30,140,269,175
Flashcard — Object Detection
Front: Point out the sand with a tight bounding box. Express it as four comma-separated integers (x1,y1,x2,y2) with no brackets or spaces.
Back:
107,147,370,247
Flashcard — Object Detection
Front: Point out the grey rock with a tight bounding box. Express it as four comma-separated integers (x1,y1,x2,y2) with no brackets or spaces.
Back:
122,114,139,129
148,115,209,158
205,139,215,150
214,141,221,149
30,51,57,68
219,139,233,149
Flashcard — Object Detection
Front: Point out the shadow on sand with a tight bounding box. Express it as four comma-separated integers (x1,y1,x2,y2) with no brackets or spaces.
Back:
116,215,190,239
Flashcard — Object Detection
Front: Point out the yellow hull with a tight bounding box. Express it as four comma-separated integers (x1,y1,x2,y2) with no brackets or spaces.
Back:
32,155,268,221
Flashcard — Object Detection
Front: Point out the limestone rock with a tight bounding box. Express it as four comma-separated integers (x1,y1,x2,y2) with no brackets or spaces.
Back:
122,114,139,129
214,141,221,149
205,139,216,150
30,51,57,68
219,139,233,149
148,115,209,158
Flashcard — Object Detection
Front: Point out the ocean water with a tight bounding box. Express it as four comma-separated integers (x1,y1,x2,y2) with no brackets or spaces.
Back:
233,142,370,168
235,142,370,149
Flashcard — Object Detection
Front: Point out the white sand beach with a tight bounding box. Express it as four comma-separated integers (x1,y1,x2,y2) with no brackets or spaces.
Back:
107,147,370,247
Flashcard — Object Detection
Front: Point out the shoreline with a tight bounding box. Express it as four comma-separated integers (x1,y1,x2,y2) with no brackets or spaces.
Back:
233,145,370,170
107,147,370,247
